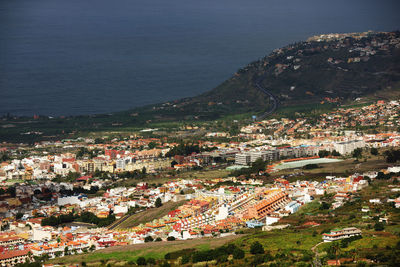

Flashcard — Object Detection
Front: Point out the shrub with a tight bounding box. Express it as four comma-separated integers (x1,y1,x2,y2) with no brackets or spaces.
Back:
147,257,156,265
303,164,319,169
374,222,385,231
167,236,175,241
144,236,154,242
136,257,146,265
252,254,265,265
233,248,245,259
181,254,190,264
155,197,162,208
319,202,330,210
250,241,264,255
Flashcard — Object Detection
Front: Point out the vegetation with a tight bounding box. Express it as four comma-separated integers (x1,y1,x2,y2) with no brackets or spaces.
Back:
231,158,269,177
2,32,399,144
155,197,162,208
47,175,400,266
41,211,116,227
385,149,400,163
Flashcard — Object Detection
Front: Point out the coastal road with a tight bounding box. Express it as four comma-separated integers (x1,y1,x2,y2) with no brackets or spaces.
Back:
254,78,279,119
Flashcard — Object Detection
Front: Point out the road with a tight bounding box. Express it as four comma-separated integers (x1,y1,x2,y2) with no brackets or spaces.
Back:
254,78,279,119
107,212,137,230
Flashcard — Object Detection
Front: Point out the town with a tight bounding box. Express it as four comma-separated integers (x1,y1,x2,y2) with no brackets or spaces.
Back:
0,97,400,266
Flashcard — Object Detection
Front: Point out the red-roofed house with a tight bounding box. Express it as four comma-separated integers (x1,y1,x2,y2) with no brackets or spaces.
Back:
0,249,32,266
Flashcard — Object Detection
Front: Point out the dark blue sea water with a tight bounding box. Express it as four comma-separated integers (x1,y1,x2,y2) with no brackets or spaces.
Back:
1,0,399,116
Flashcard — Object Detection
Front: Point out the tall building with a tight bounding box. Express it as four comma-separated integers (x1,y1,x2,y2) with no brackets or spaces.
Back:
235,153,251,165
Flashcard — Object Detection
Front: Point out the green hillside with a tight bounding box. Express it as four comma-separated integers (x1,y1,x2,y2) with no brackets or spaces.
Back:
1,31,399,143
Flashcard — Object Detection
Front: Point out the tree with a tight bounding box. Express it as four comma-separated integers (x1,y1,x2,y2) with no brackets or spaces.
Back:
252,158,267,173
374,222,385,231
233,248,245,259
376,172,387,180
250,241,264,255
319,150,330,158
16,212,24,220
326,242,341,264
136,257,146,265
181,254,190,264
155,197,162,208
352,148,363,159
144,236,154,242
319,202,330,210
384,149,400,163
147,257,156,265
252,254,266,266
148,142,157,149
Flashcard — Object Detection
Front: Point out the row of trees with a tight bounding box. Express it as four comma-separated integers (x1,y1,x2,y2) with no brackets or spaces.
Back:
165,143,201,157
318,150,340,158
165,143,217,157
41,211,116,227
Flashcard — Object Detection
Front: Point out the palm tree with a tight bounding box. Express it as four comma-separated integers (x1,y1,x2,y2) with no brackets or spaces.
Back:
331,242,341,265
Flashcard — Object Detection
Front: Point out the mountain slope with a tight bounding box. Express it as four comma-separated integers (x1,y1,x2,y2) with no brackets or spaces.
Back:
1,31,400,142
174,31,400,113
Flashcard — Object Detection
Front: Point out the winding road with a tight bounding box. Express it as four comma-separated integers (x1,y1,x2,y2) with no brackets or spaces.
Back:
254,78,279,119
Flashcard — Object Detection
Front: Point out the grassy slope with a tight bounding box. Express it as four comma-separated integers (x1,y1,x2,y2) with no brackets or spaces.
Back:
47,234,242,266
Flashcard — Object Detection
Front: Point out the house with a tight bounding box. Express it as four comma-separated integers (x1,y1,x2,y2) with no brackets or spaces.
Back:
265,215,280,226
0,236,24,247
379,216,389,223
361,206,370,212
369,198,381,204
0,249,32,266
322,227,362,242
246,220,264,228
395,197,400,208
285,201,301,214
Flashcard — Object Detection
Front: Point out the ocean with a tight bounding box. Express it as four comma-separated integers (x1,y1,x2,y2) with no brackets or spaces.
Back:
1,0,399,116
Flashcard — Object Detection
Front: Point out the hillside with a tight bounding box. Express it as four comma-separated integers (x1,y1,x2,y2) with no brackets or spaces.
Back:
172,31,400,113
1,31,399,142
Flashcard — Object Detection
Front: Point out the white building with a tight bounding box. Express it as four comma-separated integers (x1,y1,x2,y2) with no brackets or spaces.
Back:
265,215,280,226
322,227,362,242
334,140,365,155
235,153,251,166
